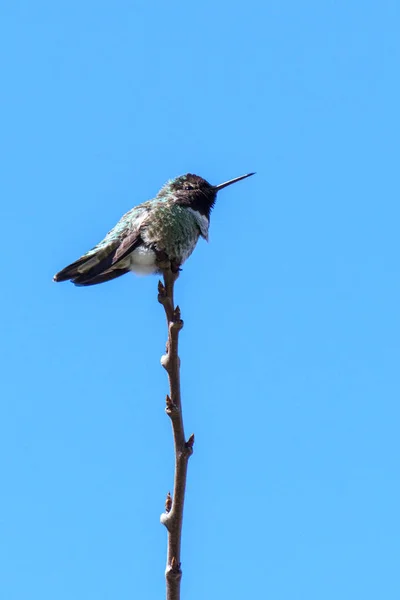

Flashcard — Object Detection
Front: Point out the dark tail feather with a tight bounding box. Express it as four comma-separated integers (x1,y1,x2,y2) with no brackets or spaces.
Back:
53,256,95,282
53,232,143,284
53,241,119,283
72,268,130,286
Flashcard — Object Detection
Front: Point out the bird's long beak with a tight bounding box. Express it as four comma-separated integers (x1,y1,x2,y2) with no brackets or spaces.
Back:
214,172,255,191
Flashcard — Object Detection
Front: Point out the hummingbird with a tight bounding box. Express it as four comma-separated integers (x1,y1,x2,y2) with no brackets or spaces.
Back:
53,172,255,286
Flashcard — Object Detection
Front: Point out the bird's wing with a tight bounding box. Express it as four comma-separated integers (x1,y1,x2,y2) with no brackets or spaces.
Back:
53,204,152,284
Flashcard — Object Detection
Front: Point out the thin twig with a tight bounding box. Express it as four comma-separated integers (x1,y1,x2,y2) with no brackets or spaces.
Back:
158,268,194,600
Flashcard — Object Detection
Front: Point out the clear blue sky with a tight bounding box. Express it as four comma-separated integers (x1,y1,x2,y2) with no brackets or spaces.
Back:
1,1,399,598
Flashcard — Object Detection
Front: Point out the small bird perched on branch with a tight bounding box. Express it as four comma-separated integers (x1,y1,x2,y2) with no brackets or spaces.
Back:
53,172,255,286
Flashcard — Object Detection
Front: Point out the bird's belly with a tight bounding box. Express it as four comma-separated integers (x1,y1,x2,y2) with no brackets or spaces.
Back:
128,246,158,275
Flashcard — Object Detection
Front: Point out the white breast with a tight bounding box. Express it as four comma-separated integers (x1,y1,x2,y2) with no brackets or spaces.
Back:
129,245,157,275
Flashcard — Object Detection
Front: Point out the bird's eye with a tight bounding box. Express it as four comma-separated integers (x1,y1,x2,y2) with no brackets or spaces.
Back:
183,184,193,191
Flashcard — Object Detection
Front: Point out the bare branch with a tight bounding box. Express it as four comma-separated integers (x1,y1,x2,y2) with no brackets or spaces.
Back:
158,268,194,600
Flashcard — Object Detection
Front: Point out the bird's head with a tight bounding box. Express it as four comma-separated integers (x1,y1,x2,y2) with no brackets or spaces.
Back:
157,172,255,218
